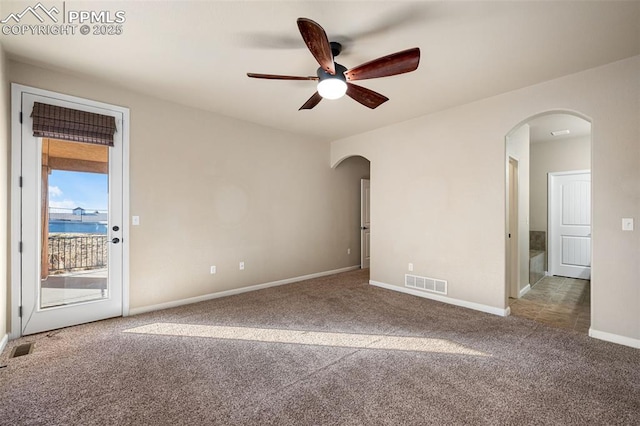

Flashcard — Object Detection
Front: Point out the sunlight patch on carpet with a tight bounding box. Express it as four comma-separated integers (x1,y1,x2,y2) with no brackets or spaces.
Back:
123,323,488,356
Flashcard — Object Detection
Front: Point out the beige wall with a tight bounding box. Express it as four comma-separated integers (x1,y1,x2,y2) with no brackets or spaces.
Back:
7,60,369,312
530,136,591,233
331,56,640,344
0,44,8,342
506,124,530,294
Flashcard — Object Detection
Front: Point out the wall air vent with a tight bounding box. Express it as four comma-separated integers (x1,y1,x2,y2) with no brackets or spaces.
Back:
405,274,447,295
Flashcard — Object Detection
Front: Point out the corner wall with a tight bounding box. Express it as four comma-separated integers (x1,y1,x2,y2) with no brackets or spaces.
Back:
331,56,640,346
7,60,369,313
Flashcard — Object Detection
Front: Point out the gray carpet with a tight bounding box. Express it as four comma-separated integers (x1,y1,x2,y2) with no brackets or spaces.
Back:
1,269,639,425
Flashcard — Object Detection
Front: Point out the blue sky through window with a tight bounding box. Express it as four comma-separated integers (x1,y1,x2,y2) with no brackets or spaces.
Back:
48,170,108,211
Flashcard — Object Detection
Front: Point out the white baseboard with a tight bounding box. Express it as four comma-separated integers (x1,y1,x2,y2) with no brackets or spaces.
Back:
0,334,8,355
369,280,510,317
589,328,640,349
129,265,361,316
519,284,531,298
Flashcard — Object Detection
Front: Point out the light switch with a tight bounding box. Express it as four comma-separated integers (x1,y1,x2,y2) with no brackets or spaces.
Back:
132,216,140,226
622,218,634,231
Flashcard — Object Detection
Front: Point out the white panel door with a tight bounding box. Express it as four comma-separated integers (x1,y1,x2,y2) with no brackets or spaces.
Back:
549,171,591,279
19,90,125,335
361,179,371,269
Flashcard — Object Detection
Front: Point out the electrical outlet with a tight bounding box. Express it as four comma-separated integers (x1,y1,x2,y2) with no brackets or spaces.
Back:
210,265,216,274
239,261,245,270
408,263,414,272
347,248,351,255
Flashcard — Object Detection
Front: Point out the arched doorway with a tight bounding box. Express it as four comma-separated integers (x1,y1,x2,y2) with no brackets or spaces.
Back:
505,111,592,333
332,155,371,269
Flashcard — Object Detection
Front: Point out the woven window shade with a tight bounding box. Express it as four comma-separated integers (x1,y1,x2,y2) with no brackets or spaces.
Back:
31,102,116,147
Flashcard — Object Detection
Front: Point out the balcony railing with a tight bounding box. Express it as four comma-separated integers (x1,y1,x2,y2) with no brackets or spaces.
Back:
48,234,108,273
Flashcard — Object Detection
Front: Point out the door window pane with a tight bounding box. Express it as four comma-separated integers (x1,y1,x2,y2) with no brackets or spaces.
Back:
40,139,109,308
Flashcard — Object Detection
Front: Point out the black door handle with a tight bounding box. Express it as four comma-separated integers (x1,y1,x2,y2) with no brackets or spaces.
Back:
111,237,120,244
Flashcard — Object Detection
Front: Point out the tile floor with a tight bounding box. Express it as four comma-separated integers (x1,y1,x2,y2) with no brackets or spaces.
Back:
509,275,591,333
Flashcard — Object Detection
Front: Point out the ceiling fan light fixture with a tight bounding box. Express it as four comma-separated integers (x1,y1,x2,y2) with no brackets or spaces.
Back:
317,63,348,100
317,78,347,100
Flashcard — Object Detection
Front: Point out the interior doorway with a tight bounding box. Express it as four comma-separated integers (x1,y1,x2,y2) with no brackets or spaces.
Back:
11,84,130,337
331,155,371,270
505,111,592,333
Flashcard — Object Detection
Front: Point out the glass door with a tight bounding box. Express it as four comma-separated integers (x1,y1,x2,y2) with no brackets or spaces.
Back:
20,92,124,335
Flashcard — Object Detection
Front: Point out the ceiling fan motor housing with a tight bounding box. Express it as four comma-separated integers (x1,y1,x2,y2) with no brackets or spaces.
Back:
317,63,348,82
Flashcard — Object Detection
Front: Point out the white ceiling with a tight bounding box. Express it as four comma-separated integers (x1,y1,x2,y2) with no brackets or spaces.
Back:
1,1,638,142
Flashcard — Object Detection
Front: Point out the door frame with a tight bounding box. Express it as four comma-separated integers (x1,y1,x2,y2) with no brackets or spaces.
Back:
506,157,519,299
360,178,371,269
10,84,131,339
548,169,592,278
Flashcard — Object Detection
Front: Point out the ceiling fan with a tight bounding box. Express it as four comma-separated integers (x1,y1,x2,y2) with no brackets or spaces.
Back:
247,18,421,110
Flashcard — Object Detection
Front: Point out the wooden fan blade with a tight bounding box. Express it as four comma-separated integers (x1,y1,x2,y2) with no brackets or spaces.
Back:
299,92,323,110
346,83,389,109
247,73,319,81
345,47,420,81
297,18,335,75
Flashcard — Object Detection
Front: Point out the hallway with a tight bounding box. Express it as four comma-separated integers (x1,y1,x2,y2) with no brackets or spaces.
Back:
509,276,590,333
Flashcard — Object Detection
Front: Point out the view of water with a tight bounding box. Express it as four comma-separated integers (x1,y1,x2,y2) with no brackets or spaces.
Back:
49,221,107,234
